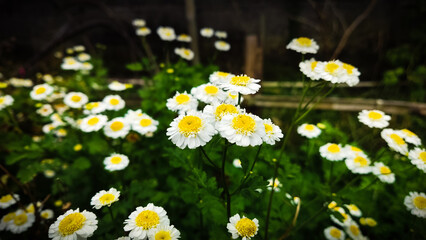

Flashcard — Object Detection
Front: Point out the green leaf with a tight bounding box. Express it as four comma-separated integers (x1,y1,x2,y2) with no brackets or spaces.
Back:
73,157,91,170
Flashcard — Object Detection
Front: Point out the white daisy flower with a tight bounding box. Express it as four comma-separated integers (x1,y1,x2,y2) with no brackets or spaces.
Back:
166,91,198,114
299,58,321,80
330,207,352,226
203,103,241,126
267,178,282,192
220,74,261,95
63,92,89,108
83,102,106,114
227,214,259,240
209,71,235,85
0,95,14,110
314,60,347,84
0,194,19,209
341,62,361,87
50,113,65,127
90,188,120,209
399,129,421,146
157,26,176,41
148,224,181,240
217,113,265,147
80,114,108,132
8,210,35,234
319,143,346,161
215,31,227,39
104,117,131,139
344,204,362,217
104,153,130,171
224,91,242,105
80,62,93,71
177,34,192,42
132,19,146,27
262,118,283,145
324,226,345,240
40,209,54,220
116,237,131,240
381,128,408,155
36,104,54,116
131,114,159,135
343,145,364,158
166,111,215,149
0,211,16,230
408,147,426,173
108,81,127,91
77,53,91,62
357,110,391,128
55,128,67,137
359,217,377,227
174,48,194,61
286,37,319,54
73,45,85,52
42,123,57,134
372,162,395,184
54,103,69,115
345,152,372,174
125,109,144,122
8,78,33,87
48,208,98,239
124,203,170,240
215,40,231,51
297,123,321,138
103,95,126,111
200,28,214,38
136,27,151,36
233,159,242,168
191,83,227,104
344,221,365,240
61,57,82,70
30,84,54,100
404,192,426,218
44,170,56,178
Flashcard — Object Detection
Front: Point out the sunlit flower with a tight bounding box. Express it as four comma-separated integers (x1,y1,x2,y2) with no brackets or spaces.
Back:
345,204,362,217
286,37,319,54
343,145,364,158
200,28,214,38
73,45,85,52
0,194,19,209
90,188,120,209
116,237,131,240
358,110,390,128
220,74,260,95
80,62,93,71
104,117,131,139
404,192,426,218
177,34,192,42
83,102,106,114
61,57,82,70
215,40,231,51
297,123,321,138
233,159,242,168
0,211,16,230
262,118,283,145
8,78,33,87
174,48,194,60
80,114,108,132
345,152,372,174
344,221,365,240
50,113,65,127
30,84,54,100
299,58,321,80
157,26,176,41
108,81,127,91
408,147,426,173
104,153,130,171
0,95,14,110
319,143,346,161
330,207,352,226
42,123,56,134
77,53,91,62
124,203,170,240
203,102,241,126
209,71,235,85
36,104,54,116
359,217,377,227
224,91,242,105
324,226,345,240
148,224,181,240
131,113,159,135
103,95,126,111
340,61,361,86
381,128,408,155
48,208,98,239
8,210,35,234
54,103,69,115
40,209,54,220
372,162,395,184
64,92,89,108
166,91,198,114
166,111,215,149
55,128,68,137
136,27,151,36
267,178,282,192
215,31,227,39
227,214,259,240
191,83,227,104
74,144,83,151
132,19,146,27
44,170,56,178
124,109,144,122
399,129,421,146
217,113,265,147
314,60,346,84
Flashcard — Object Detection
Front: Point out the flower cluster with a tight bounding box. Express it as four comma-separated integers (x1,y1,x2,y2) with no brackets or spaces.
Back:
60,45,93,71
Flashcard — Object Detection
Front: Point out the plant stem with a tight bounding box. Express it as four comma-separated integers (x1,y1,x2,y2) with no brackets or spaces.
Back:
141,37,159,74
231,144,263,196
108,207,115,221
221,140,231,219
237,93,242,105
200,146,218,168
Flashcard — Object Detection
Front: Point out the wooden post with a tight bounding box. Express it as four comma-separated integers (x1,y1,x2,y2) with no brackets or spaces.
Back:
244,35,263,78
185,0,200,64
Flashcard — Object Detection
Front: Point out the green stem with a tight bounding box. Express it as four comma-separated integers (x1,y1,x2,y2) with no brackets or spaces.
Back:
141,37,159,74
200,146,218,168
221,140,231,219
6,109,22,133
108,207,115,221
231,144,263,196
237,93,242,105
295,85,336,124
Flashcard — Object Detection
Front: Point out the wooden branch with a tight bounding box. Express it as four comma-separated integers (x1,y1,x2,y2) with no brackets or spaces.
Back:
185,0,200,64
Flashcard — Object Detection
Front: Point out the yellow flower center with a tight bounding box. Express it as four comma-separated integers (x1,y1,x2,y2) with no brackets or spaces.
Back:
14,213,28,226
351,146,362,152
354,156,368,166
140,27,148,31
58,212,86,236
110,156,122,164
35,87,46,95
325,62,339,74
235,218,257,237
365,218,377,227
0,98,4,104
230,76,250,86
296,37,312,46
178,116,202,137
368,111,382,120
305,124,315,131
264,123,273,133
135,210,160,230
214,104,238,120
219,41,227,47
110,121,124,131
155,230,172,240
26,204,35,213
328,202,337,209
175,94,190,104
3,212,16,222
343,63,355,75
402,129,416,137
390,133,405,145
110,98,120,105
41,212,50,219
232,115,256,135
74,144,83,151
71,95,82,102
349,225,360,236
419,152,426,163
380,166,391,175
217,72,229,77
413,196,426,209
87,117,99,126
0,194,13,203
140,119,152,127
183,50,191,56
348,204,359,212
204,85,218,95
327,144,340,153
310,61,318,70
99,193,115,205
329,228,341,238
